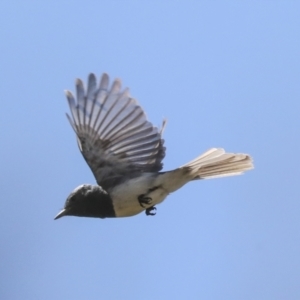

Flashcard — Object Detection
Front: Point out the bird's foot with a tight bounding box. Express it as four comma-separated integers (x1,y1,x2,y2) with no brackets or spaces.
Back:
138,194,152,208
145,206,157,216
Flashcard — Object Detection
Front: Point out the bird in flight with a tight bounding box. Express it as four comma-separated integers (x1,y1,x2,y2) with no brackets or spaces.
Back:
54,73,253,220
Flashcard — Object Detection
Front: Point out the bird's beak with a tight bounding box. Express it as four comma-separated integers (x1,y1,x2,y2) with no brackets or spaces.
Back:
54,209,68,220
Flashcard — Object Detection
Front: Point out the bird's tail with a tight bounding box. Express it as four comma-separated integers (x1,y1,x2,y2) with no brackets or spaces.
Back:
155,148,253,194
181,148,254,180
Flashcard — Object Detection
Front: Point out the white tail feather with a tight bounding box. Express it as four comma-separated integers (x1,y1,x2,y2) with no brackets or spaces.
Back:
181,148,254,179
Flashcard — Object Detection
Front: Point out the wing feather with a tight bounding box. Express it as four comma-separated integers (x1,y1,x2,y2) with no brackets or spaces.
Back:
65,73,166,191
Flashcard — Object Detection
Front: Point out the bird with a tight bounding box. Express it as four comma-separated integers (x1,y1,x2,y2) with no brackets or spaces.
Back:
54,73,254,220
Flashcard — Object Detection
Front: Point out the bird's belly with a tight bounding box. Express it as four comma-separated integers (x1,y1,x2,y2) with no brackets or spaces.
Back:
110,174,169,217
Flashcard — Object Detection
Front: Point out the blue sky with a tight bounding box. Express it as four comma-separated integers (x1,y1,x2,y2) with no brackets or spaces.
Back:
1,1,299,299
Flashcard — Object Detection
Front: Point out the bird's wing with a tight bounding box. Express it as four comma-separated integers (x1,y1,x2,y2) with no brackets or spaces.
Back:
65,73,166,191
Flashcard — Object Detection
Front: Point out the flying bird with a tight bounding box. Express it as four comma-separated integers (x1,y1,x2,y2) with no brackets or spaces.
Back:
54,73,253,220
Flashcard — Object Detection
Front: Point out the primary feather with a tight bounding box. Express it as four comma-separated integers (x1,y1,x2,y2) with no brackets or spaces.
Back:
65,73,166,191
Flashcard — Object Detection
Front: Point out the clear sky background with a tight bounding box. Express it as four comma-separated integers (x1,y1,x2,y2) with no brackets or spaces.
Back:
1,1,299,299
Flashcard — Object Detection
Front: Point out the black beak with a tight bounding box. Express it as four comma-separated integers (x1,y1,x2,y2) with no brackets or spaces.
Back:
54,209,68,220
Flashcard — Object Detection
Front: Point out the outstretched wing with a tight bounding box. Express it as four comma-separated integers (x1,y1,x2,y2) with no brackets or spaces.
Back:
65,73,166,191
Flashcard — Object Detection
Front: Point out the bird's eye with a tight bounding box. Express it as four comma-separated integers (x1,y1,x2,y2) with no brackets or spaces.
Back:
69,196,77,203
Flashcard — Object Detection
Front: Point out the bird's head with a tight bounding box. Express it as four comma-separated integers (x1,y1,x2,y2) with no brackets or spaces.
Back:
54,184,114,219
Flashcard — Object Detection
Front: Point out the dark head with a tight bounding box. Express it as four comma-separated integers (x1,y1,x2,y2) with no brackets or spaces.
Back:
54,184,115,220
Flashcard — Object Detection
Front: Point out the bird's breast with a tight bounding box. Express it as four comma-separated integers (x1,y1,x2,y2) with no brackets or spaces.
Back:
109,173,169,217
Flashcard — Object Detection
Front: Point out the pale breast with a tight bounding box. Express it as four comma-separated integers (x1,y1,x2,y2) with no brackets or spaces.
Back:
110,173,169,217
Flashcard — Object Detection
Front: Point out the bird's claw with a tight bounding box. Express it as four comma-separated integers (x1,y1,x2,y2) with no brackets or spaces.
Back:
145,206,157,216
138,194,152,208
